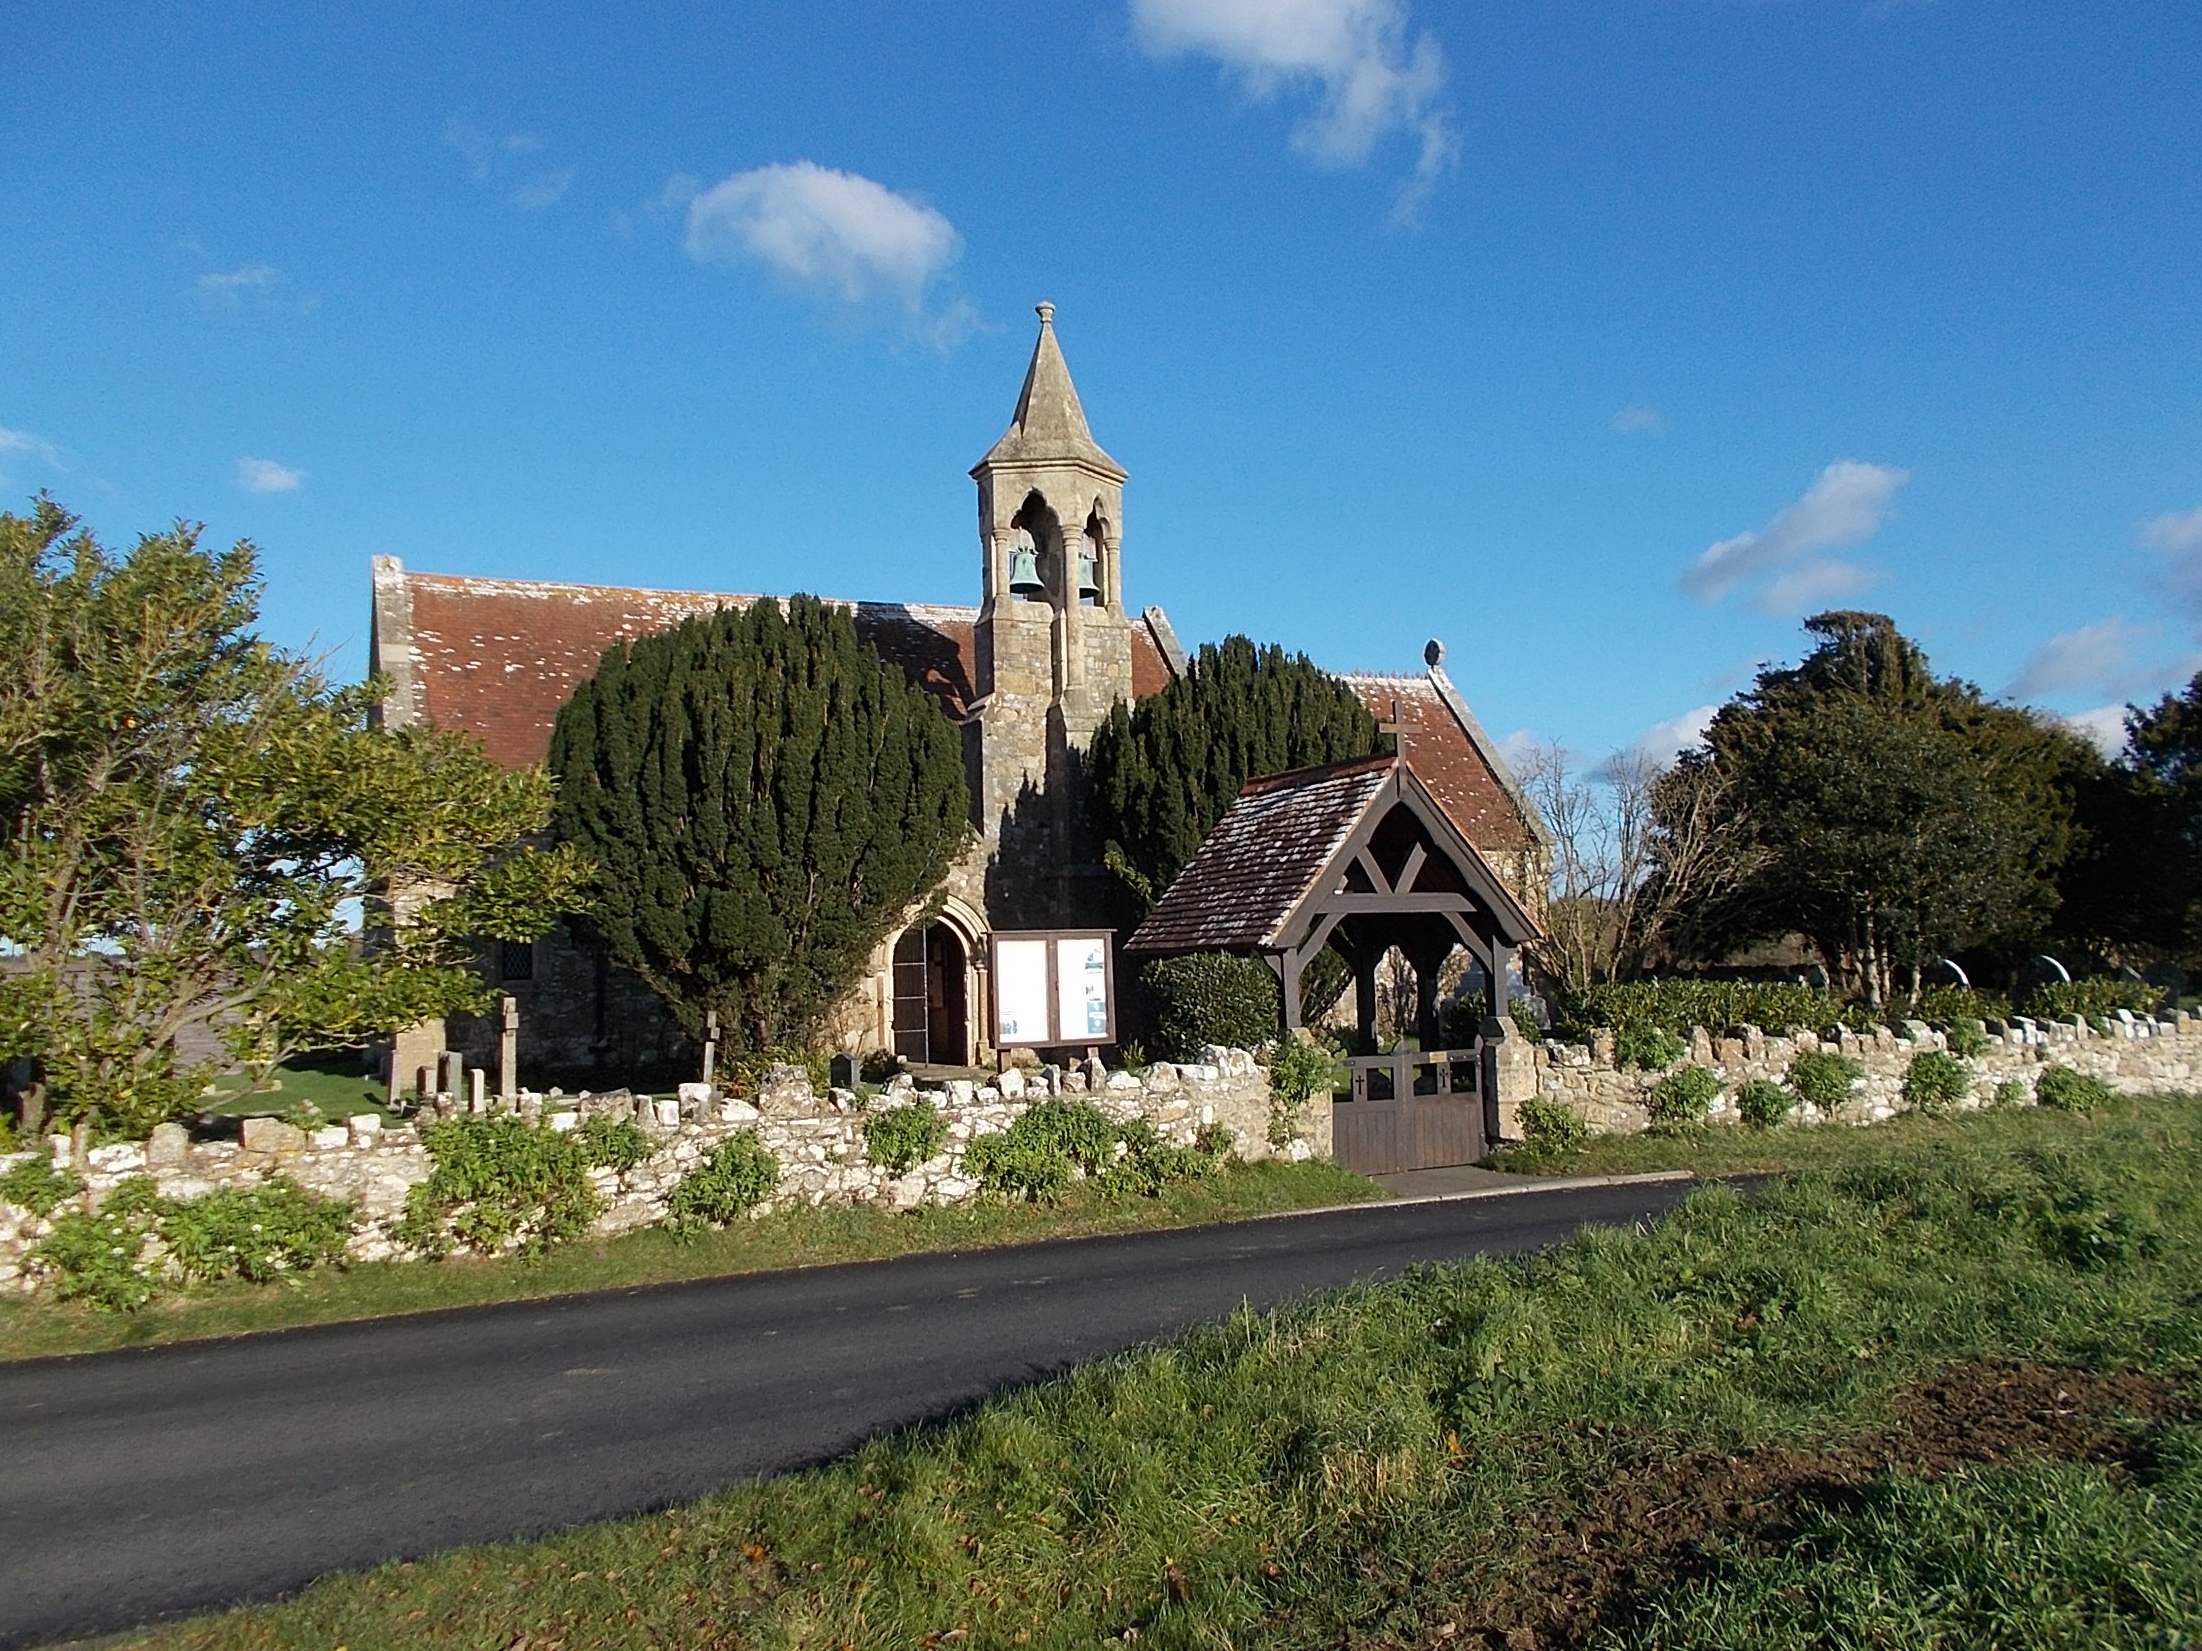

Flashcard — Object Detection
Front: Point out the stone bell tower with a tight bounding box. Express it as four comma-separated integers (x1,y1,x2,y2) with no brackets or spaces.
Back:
970,303,1135,923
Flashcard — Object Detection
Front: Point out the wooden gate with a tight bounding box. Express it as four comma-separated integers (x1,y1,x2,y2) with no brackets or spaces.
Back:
1332,1046,1487,1175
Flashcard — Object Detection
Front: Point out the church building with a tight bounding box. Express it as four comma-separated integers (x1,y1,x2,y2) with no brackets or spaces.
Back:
368,305,1547,1082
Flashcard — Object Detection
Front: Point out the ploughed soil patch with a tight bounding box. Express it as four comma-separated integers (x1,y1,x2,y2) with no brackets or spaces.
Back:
1388,1361,2188,1650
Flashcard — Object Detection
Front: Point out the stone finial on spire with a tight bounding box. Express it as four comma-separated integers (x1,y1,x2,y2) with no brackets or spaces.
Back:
972,303,1125,482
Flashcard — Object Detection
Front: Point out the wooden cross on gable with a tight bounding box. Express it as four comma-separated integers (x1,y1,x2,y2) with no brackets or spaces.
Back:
1379,696,1409,764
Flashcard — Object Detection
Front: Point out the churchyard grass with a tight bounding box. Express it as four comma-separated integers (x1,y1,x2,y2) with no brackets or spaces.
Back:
0,1158,1379,1362
99,1093,2202,1650
196,1058,394,1121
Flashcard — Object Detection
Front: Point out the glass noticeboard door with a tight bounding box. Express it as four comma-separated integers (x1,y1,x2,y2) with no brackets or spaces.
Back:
990,930,1116,1048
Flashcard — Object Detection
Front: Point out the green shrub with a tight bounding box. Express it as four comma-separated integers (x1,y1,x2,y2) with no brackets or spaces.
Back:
664,1132,780,1234
1902,1050,1971,1117
1266,1037,1337,1105
33,1177,163,1310
1265,1036,1338,1145
858,1049,902,1085
1788,1049,1863,1114
1506,999,1543,1044
394,1115,604,1259
1139,953,1279,1061
2036,1064,2115,1113
1647,1064,1720,1126
1915,983,2011,1024
1942,1017,1990,1059
1993,1078,2029,1108
1517,1096,1589,1154
157,1178,355,1284
1095,1123,1229,1198
0,1156,84,1216
574,1114,653,1173
1736,1078,1792,1129
2021,978,2164,1023
1614,1022,1686,1071
964,1101,1159,1202
1557,980,1846,1042
863,1102,947,1174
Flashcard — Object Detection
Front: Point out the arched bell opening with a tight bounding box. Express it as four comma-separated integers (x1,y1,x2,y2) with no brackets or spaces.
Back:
891,921,971,1067
1009,494,1062,604
1078,507,1109,607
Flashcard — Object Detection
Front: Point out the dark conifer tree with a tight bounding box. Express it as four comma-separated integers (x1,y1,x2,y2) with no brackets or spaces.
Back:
1084,634,1384,912
547,596,971,1051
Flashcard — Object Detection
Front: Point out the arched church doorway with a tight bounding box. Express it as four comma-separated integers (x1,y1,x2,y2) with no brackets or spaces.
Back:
892,922,969,1067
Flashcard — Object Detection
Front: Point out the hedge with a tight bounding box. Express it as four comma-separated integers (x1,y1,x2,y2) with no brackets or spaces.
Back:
1140,953,1280,1061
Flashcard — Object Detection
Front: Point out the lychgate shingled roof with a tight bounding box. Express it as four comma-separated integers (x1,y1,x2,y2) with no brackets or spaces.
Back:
1126,756,1542,962
1123,757,1398,954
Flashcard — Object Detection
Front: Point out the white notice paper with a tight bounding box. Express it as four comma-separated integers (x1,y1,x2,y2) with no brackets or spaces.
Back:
1055,936,1110,1042
995,939,1050,1045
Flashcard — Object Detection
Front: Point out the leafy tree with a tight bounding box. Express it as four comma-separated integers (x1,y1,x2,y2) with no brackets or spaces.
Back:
1660,612,2092,1005
547,595,971,1052
0,499,591,1139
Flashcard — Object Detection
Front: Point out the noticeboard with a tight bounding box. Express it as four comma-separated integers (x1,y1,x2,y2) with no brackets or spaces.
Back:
991,930,1116,1048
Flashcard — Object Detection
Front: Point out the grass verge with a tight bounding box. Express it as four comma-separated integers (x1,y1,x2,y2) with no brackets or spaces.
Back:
1489,1097,2113,1179
0,1158,1379,1363
103,1093,2202,1649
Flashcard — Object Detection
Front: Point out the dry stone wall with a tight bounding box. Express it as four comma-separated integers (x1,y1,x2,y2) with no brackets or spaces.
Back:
0,1048,1302,1296
1507,1010,2202,1138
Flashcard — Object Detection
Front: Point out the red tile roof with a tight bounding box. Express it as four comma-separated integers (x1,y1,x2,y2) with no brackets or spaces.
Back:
377,570,1539,857
1340,675,1540,854
388,571,1176,771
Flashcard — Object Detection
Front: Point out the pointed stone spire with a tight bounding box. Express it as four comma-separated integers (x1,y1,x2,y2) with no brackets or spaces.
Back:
975,302,1126,480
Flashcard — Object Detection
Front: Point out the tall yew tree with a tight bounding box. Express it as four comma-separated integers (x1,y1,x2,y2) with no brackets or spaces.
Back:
1085,634,1383,912
547,596,971,1051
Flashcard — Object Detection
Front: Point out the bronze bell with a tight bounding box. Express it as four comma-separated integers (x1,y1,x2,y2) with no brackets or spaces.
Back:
1076,549,1101,602
1008,544,1044,596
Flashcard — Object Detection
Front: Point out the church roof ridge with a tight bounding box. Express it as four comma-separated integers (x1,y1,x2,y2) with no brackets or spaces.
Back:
974,303,1126,481
399,567,983,625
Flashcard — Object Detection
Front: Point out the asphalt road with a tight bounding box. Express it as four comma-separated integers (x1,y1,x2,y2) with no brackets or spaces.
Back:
0,1176,1696,1648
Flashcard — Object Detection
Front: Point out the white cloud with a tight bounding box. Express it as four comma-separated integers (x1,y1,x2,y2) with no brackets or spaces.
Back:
2143,505,2202,555
2008,619,2152,699
2064,705,2133,758
2142,505,2202,617
236,457,303,494
511,170,573,212
682,162,966,332
1629,704,1718,769
1494,728,1544,774
1754,558,1884,615
1683,459,1909,610
1611,405,1666,436
1131,0,1455,212
196,263,280,306
0,426,63,470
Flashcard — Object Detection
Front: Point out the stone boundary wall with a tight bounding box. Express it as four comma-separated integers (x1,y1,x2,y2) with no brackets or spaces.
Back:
1504,1010,2202,1138
0,1048,1316,1295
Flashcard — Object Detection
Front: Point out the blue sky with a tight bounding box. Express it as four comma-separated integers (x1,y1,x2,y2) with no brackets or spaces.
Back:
5,0,2200,768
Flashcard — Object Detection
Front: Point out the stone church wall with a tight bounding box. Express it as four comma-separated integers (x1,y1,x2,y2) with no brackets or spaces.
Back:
0,1051,1310,1294
1498,1010,2202,1139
